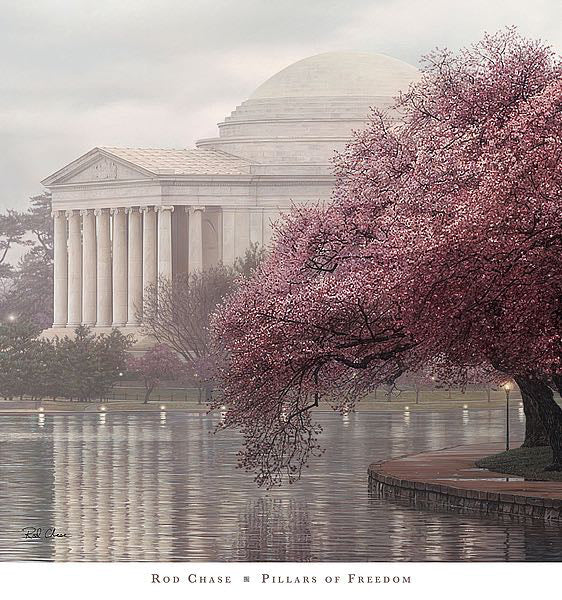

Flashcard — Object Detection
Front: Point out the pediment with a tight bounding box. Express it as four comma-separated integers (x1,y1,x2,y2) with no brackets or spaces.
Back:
42,148,153,186
69,156,150,183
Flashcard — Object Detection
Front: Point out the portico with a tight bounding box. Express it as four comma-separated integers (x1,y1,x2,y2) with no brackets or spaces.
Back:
42,147,309,336
51,203,209,329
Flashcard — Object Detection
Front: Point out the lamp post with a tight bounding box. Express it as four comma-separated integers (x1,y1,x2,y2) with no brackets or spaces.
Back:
503,381,513,451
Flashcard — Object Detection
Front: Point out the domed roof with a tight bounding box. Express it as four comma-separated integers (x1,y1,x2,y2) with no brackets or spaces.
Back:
250,52,420,99
197,51,421,170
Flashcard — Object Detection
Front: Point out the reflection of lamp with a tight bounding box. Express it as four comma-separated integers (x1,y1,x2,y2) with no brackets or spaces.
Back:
502,381,513,451
100,406,107,412
8,314,16,322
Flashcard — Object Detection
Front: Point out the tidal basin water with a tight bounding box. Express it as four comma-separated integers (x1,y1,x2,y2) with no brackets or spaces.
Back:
1,407,561,562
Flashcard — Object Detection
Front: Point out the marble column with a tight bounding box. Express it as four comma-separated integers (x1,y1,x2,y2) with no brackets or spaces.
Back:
95,209,112,326
126,207,143,326
157,206,174,281
222,208,236,266
67,210,82,327
249,209,263,247
142,207,157,311
53,210,68,327
235,208,251,258
188,206,204,273
81,209,97,325
111,208,128,326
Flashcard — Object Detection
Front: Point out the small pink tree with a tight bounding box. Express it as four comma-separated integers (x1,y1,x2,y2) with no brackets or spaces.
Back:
127,344,184,404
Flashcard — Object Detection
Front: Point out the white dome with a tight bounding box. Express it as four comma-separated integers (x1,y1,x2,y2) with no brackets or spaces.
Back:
250,52,420,99
197,52,420,170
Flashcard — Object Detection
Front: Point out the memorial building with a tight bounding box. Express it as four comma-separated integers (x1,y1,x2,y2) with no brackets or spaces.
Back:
42,52,420,339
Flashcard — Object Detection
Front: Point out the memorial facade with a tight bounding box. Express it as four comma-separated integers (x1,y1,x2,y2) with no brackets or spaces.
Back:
42,52,419,339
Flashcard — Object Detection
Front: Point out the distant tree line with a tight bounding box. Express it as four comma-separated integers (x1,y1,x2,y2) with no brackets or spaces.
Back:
0,323,132,401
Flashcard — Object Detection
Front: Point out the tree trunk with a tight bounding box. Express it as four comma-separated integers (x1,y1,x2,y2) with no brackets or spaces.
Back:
520,386,550,447
144,387,153,404
205,385,213,403
515,376,562,469
552,375,562,397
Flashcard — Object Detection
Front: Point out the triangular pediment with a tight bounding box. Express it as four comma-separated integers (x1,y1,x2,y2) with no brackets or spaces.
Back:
41,148,154,186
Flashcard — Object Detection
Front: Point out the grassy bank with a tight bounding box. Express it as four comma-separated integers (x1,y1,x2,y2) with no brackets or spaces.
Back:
476,446,562,482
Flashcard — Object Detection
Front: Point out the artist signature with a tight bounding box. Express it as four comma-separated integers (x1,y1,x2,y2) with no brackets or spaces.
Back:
22,526,69,540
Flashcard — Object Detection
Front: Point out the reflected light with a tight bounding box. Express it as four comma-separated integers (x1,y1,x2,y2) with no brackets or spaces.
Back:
403,406,410,426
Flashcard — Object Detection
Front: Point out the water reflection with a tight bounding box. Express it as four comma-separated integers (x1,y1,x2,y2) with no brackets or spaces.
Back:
232,498,312,562
0,409,561,562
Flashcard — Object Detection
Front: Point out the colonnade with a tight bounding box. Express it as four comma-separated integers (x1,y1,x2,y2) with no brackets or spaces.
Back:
52,205,205,328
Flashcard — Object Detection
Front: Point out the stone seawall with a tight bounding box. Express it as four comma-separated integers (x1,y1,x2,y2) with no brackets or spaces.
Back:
368,444,562,522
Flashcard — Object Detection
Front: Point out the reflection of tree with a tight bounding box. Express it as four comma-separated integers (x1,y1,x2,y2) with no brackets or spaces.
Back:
232,497,312,561
523,521,562,561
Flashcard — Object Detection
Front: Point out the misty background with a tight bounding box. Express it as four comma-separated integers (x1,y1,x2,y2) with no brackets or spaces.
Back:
1,0,561,210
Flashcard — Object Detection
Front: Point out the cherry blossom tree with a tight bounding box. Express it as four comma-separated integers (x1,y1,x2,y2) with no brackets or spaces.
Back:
334,29,562,461
391,31,562,462
214,29,562,485
127,344,185,403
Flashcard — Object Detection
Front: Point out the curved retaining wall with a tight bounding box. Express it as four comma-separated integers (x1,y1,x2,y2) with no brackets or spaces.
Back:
368,455,562,523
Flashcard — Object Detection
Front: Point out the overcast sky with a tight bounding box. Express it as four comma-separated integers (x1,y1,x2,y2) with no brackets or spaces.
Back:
1,0,561,211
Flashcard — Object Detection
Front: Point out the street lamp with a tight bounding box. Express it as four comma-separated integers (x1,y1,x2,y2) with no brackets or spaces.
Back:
502,381,513,451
